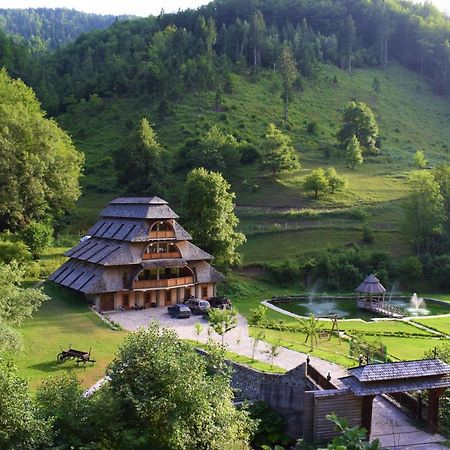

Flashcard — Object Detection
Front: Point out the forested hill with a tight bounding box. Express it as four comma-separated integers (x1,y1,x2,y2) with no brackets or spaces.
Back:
27,0,450,115
0,8,133,52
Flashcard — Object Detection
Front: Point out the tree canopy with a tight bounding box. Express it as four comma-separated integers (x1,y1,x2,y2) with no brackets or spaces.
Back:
182,168,245,268
260,123,300,180
114,117,169,196
338,101,379,155
0,69,83,231
345,135,364,169
403,170,445,256
106,323,255,449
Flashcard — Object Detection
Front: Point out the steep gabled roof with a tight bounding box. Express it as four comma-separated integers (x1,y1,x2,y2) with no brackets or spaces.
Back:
178,241,212,261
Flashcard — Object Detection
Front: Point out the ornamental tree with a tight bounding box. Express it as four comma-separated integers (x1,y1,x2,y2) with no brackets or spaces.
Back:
260,123,300,180
182,168,245,268
208,307,238,345
338,101,379,155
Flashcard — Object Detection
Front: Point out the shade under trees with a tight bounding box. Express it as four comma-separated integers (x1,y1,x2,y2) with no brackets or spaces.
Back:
182,168,245,268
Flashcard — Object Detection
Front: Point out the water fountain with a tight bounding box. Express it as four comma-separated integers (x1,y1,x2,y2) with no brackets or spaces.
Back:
408,293,430,315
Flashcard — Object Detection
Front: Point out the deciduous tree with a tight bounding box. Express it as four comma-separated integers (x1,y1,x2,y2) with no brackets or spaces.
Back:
182,168,245,268
107,323,255,450
345,135,364,169
324,167,347,194
414,150,428,169
338,101,379,155
208,308,238,345
261,124,300,180
278,45,298,124
403,171,445,256
0,69,83,231
303,168,329,198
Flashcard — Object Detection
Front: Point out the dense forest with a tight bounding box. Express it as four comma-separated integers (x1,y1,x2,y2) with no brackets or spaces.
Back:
0,8,133,52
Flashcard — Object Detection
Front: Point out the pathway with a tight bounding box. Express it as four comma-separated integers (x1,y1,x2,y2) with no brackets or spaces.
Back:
106,308,448,449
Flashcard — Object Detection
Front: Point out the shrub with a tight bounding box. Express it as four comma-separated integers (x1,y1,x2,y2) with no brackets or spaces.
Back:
20,222,54,259
0,239,31,264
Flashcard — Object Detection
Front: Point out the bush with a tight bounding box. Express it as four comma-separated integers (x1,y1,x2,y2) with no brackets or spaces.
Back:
361,225,374,244
0,239,31,263
20,222,54,259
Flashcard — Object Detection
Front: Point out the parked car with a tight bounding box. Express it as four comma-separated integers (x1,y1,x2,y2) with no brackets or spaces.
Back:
208,296,232,310
168,304,191,319
184,297,211,315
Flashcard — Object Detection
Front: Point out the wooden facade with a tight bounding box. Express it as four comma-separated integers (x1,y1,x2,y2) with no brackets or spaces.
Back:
49,197,224,312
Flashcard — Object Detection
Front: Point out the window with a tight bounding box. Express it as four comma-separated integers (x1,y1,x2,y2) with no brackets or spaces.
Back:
202,287,208,298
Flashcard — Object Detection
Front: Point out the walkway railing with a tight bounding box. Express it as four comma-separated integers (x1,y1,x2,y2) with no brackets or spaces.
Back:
306,357,338,390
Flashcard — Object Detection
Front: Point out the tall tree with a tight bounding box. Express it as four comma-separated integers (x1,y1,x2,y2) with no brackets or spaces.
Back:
337,15,356,73
338,101,379,155
260,123,300,180
114,118,168,196
0,69,83,231
433,164,450,230
278,45,298,125
182,168,245,268
107,323,255,449
249,10,266,74
403,171,445,256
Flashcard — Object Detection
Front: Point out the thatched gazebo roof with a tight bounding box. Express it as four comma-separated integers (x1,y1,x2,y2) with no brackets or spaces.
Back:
355,274,386,294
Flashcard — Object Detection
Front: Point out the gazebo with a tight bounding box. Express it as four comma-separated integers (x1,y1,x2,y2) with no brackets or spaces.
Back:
355,274,386,311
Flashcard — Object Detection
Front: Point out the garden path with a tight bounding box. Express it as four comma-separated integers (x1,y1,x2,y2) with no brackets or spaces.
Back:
106,308,448,449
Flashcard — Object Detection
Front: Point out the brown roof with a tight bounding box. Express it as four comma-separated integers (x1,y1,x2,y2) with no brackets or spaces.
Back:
355,274,386,294
110,197,167,205
178,241,212,261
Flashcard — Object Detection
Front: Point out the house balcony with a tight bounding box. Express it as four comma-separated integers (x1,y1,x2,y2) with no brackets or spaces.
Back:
133,276,194,289
143,251,182,260
149,230,175,239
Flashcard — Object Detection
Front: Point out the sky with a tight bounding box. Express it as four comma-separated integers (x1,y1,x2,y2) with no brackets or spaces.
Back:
0,0,449,16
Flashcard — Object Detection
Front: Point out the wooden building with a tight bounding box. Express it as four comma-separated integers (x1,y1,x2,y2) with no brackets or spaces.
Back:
49,197,224,312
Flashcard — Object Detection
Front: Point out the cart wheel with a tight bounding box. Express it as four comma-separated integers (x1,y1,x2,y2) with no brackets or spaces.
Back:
57,353,65,363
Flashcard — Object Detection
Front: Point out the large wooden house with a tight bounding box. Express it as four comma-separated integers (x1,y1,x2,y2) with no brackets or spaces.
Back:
49,197,224,312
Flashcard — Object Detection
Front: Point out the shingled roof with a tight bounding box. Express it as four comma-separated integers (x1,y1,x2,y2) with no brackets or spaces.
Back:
339,359,450,396
100,197,178,220
348,359,450,382
355,274,386,294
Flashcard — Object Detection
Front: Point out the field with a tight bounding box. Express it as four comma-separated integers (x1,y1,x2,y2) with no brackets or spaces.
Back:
9,283,126,390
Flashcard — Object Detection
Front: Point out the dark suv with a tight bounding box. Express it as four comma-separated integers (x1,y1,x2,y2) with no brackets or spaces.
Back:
208,296,232,310
184,297,211,315
168,304,191,318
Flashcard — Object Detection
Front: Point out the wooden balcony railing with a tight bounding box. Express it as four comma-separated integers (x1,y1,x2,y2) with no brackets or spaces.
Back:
143,251,182,260
149,230,175,239
133,276,194,289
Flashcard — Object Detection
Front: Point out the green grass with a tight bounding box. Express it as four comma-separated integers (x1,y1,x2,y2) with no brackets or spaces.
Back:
241,229,410,265
9,283,126,390
412,317,450,335
187,340,286,374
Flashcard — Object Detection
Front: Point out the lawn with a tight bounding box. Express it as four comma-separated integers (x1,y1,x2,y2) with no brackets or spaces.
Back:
412,317,450,335
9,283,126,390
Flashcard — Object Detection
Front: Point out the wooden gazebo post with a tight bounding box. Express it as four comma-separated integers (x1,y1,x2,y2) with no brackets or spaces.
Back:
428,387,445,433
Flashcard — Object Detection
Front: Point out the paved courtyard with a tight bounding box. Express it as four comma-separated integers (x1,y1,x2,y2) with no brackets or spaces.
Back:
106,307,448,449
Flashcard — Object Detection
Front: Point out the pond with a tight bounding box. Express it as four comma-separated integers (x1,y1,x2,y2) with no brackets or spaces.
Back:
271,295,450,320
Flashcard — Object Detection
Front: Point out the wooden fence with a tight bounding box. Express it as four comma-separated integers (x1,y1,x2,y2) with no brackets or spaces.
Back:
387,391,423,421
238,219,397,236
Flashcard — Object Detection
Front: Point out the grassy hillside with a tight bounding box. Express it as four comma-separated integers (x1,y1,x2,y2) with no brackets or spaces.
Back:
57,62,450,261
